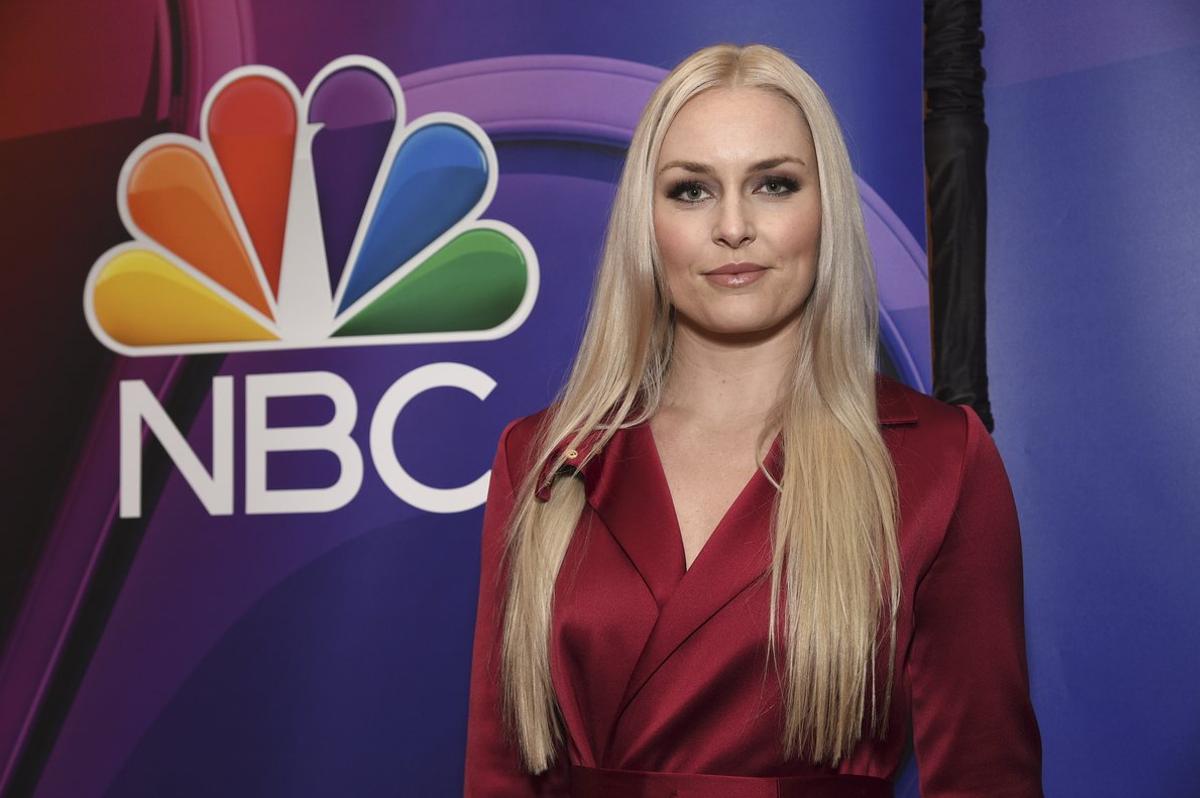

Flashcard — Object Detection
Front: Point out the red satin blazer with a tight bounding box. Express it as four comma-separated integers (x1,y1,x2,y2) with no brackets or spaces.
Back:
464,375,1043,797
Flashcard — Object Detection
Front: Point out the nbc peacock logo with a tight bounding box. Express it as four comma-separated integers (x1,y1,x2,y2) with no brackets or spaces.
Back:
84,55,538,356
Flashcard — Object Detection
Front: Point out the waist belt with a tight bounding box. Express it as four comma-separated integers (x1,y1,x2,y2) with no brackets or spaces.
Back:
568,764,893,798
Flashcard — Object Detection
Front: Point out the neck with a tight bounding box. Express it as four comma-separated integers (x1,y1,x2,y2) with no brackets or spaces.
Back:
659,310,802,431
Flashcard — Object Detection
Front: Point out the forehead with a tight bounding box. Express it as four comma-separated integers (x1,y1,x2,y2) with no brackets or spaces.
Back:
658,86,814,165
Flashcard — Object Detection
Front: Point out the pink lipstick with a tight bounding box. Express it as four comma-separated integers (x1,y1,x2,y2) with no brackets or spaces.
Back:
703,261,768,288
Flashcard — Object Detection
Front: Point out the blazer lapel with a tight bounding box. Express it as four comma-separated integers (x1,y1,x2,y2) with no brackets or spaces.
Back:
875,372,919,426
606,428,783,747
586,423,686,612
533,414,684,609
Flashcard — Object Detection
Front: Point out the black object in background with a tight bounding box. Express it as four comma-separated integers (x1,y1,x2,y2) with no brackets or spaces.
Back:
924,0,994,430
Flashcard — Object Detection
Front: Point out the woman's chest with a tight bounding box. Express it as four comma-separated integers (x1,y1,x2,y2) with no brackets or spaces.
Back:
549,508,799,771
547,512,945,773
544,423,961,771
646,421,776,572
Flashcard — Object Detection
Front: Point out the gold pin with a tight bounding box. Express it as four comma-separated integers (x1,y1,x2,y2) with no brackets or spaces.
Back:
565,449,579,459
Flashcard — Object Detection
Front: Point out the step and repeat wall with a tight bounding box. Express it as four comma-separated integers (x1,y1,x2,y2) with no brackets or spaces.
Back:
2,1,1004,796
10,3,1197,797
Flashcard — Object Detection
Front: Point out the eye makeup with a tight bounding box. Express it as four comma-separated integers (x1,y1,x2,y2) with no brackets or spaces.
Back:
664,174,801,204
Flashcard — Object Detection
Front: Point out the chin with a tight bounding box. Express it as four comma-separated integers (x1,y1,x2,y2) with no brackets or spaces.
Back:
686,309,785,337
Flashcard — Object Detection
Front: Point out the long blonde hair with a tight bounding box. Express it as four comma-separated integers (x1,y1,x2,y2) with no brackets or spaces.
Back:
496,42,901,770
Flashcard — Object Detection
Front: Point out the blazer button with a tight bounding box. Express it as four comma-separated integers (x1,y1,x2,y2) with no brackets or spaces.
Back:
565,448,579,459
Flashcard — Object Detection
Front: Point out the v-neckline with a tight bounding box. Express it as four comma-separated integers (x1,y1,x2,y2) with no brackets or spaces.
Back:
641,421,770,576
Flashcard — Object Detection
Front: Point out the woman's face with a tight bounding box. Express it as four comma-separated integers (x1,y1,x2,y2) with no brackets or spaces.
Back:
652,86,821,338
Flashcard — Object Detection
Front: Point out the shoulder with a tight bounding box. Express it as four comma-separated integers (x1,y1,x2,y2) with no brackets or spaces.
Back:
879,372,981,444
493,404,557,481
877,373,963,434
877,374,1004,504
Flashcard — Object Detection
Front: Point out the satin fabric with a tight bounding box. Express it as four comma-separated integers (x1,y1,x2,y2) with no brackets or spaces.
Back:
464,374,1042,796
568,764,892,797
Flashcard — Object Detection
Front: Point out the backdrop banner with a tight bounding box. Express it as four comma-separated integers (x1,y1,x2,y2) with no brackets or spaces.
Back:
0,3,927,795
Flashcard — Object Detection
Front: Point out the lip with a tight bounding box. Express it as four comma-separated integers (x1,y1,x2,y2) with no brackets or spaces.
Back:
705,261,767,275
702,261,768,288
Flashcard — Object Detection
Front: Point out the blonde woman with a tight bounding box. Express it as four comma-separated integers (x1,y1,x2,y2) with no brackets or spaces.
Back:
464,43,1042,797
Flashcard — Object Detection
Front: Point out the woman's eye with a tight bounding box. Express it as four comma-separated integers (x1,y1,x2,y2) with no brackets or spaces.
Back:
759,175,800,196
668,180,710,203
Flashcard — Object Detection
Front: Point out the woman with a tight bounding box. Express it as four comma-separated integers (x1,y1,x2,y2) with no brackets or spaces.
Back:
464,42,1043,797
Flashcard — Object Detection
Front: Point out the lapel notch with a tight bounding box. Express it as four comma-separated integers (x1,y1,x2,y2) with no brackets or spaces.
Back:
877,373,919,426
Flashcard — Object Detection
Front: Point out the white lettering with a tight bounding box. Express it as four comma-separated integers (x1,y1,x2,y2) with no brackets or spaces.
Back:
119,377,234,518
369,362,495,514
245,371,364,514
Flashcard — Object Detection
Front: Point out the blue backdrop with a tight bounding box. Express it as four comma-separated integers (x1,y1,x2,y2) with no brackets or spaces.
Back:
983,2,1200,796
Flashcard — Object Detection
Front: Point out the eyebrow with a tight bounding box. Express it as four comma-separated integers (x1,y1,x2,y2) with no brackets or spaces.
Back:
656,155,806,176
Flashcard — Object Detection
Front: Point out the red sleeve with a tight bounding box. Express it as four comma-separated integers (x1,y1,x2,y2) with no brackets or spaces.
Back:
907,404,1044,797
464,418,570,797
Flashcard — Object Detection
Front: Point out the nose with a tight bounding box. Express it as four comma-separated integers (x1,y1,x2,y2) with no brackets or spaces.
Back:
712,193,755,249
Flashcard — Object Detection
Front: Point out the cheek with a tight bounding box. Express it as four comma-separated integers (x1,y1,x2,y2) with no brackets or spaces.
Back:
775,201,822,261
653,209,698,283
